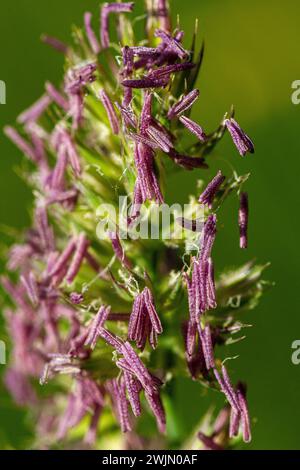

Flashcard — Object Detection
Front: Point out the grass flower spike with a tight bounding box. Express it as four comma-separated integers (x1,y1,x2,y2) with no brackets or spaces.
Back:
1,0,270,451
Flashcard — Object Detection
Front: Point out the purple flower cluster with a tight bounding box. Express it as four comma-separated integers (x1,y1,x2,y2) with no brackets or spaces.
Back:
75,297,166,435
184,216,217,372
2,0,256,449
183,197,252,443
57,375,105,443
116,342,166,433
128,287,163,350
214,367,251,443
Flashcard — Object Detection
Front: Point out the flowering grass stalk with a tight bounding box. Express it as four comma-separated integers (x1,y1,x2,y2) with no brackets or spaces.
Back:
1,0,270,450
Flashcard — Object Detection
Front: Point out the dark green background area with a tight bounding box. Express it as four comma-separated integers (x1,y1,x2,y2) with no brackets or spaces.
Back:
0,0,299,450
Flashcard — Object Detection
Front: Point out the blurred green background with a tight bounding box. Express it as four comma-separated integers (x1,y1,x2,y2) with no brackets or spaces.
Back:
0,0,299,450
